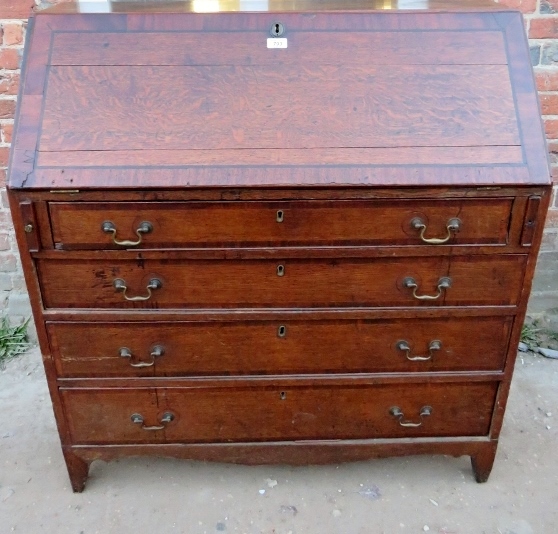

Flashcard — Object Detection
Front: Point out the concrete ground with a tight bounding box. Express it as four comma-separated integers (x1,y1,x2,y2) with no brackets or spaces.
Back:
0,348,557,534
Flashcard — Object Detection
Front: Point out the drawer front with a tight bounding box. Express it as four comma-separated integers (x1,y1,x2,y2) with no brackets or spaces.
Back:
49,199,512,250
49,317,512,377
61,382,498,444
38,255,526,309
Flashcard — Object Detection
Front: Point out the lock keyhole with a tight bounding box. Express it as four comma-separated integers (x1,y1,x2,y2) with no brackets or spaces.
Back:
271,22,284,37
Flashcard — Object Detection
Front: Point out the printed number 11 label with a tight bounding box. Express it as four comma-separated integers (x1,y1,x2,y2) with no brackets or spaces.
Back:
267,38,288,49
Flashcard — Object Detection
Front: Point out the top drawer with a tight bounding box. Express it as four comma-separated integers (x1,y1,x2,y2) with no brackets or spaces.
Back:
49,199,512,250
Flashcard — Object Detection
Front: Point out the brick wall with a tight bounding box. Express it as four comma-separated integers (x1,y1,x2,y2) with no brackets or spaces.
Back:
518,0,558,313
0,17,27,328
0,0,558,334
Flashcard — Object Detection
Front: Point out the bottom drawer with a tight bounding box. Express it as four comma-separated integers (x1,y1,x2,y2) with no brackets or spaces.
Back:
61,382,498,445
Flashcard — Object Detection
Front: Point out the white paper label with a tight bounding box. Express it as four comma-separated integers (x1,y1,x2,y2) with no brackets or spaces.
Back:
267,38,287,49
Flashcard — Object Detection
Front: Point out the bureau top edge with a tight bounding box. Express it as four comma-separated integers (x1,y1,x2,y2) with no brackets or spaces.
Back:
35,0,510,16
7,169,553,191
6,184,552,199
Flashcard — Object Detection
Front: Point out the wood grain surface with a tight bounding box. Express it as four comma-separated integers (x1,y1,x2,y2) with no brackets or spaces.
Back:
40,64,519,152
37,146,524,168
20,165,538,189
50,30,507,67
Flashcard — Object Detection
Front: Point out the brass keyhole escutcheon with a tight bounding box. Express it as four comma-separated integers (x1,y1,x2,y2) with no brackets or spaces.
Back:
271,22,285,37
277,264,285,277
276,210,284,223
280,391,287,400
277,325,287,338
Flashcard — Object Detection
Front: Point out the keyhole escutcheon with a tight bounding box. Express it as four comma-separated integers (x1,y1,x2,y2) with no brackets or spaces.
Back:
271,22,285,37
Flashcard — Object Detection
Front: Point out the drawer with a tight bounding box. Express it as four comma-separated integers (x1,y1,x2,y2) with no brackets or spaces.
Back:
48,199,513,250
48,317,512,377
61,382,498,445
38,255,526,309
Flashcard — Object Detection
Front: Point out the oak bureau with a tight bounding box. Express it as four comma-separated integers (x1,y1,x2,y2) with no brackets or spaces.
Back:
8,0,552,491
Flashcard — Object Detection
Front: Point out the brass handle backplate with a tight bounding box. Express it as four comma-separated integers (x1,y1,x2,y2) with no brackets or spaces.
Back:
131,412,174,431
113,278,162,301
403,276,451,301
411,217,461,244
119,345,165,368
390,406,432,427
102,220,153,246
396,340,442,361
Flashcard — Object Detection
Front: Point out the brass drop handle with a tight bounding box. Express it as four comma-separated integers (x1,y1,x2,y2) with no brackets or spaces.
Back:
390,405,432,427
113,278,162,301
403,276,451,301
102,220,153,246
411,217,461,244
119,345,165,368
396,340,442,361
130,412,174,431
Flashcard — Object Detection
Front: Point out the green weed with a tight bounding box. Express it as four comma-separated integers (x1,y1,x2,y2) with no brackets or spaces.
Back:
521,322,539,345
0,316,30,367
